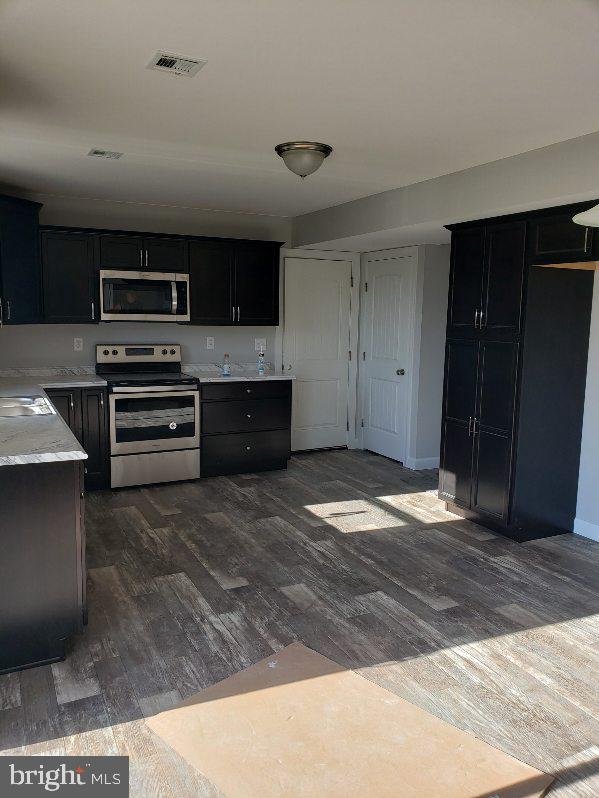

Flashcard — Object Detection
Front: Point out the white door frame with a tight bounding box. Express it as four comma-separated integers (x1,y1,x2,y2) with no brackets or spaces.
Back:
357,246,420,462
278,247,361,449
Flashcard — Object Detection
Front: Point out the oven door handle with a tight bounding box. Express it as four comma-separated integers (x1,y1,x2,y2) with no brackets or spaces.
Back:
110,385,197,394
171,281,178,315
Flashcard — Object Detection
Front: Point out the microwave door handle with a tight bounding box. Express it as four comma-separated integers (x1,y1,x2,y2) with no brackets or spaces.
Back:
171,281,178,315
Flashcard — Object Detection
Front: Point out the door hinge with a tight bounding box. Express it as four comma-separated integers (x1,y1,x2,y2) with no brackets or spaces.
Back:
361,419,364,428
350,274,354,288
364,281,368,292
346,420,350,432
348,349,352,361
362,351,366,361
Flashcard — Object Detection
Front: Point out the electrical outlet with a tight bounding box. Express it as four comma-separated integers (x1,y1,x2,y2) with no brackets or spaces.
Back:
73,337,83,352
255,338,267,352
206,337,215,350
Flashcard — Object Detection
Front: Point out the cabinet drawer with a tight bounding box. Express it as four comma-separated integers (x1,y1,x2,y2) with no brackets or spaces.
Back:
201,380,291,401
528,214,593,264
201,429,291,477
202,397,290,434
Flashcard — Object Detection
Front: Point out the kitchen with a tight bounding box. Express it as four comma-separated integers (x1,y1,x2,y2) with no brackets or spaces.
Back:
1,2,599,797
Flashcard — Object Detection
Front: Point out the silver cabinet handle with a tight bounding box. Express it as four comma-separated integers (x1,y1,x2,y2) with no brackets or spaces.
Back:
91,300,95,320
232,305,235,322
100,394,104,408
480,310,485,328
246,413,252,418
140,249,144,269
145,249,149,269
237,306,240,323
474,309,480,328
468,416,473,436
245,445,251,451
70,396,74,411
246,388,252,394
6,300,10,321
0,297,3,327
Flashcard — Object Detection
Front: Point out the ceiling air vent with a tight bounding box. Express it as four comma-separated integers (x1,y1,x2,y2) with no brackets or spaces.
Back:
147,51,206,77
88,149,123,159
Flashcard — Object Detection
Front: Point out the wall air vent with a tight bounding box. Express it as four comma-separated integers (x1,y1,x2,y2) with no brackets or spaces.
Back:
88,149,123,159
147,51,206,77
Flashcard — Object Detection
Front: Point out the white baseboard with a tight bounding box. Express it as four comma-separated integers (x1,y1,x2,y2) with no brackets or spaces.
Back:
573,517,599,542
403,456,440,471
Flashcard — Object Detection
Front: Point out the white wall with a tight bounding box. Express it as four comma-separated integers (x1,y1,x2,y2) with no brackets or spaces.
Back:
37,193,292,242
575,273,599,541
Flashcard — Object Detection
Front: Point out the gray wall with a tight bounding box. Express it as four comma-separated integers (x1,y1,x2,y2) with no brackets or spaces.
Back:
293,130,599,249
0,323,275,369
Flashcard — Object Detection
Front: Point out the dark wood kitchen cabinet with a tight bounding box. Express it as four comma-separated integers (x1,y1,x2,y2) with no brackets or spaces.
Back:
97,234,188,272
45,387,108,490
0,459,85,674
41,231,97,323
441,202,595,542
0,194,42,324
447,221,525,338
189,240,280,326
200,380,291,476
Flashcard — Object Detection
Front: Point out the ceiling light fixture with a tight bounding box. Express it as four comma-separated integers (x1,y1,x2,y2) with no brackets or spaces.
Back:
275,141,332,179
572,204,599,227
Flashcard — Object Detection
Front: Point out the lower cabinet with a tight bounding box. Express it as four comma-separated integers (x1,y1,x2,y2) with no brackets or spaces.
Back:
45,387,108,490
200,380,292,477
439,339,518,527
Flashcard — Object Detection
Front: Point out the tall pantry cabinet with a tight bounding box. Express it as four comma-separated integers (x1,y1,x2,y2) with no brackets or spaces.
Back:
439,203,595,542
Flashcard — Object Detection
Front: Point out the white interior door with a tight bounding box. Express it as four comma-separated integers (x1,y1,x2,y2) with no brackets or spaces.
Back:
283,257,352,451
359,252,417,462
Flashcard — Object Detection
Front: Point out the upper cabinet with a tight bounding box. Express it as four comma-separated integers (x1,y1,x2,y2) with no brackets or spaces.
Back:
528,210,593,265
41,231,97,323
97,234,188,273
189,241,234,325
189,240,280,326
447,221,526,339
0,195,42,325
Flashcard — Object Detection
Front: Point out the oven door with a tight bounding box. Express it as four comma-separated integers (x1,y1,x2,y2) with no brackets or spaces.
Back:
100,270,190,322
109,389,199,455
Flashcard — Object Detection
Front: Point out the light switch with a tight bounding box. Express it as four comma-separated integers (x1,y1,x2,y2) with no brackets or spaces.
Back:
255,338,267,352
74,337,83,352
206,337,215,350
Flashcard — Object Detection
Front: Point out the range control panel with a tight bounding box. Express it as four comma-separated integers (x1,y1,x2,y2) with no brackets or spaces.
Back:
95,344,181,364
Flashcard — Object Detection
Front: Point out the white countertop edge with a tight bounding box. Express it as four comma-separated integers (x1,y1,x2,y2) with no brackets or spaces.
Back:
0,450,88,467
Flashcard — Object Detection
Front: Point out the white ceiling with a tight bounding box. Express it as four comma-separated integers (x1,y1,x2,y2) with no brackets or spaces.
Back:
2,0,599,218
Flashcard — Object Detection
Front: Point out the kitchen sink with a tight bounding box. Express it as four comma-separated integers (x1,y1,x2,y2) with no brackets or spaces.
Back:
0,396,55,417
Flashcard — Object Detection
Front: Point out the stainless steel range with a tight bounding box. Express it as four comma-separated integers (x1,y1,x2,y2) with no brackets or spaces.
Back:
96,344,200,488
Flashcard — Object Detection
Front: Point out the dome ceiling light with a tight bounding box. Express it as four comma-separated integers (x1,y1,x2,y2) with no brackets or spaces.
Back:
572,204,599,227
275,141,333,179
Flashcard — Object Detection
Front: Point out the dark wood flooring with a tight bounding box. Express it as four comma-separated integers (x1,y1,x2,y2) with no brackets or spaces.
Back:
1,450,598,796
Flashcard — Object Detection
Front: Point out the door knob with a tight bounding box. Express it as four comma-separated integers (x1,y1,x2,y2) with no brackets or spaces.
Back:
396,368,405,376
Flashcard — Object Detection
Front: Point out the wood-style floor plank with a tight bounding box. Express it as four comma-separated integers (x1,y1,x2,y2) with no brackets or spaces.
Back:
0,449,597,797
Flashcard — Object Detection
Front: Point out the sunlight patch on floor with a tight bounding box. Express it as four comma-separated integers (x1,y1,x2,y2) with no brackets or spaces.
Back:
303,499,411,533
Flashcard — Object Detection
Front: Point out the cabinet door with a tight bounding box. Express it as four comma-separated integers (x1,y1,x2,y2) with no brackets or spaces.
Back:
234,243,279,325
81,388,108,491
482,221,526,335
42,233,97,323
45,389,82,442
144,238,188,273
447,227,485,336
528,212,592,265
471,341,518,521
0,202,41,324
189,241,234,324
98,235,143,270
438,340,479,506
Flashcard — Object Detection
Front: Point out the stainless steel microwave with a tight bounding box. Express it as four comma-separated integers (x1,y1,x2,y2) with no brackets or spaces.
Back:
99,270,190,322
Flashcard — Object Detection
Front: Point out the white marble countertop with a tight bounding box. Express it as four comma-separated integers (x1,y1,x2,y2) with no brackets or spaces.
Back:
0,373,104,467
196,374,294,383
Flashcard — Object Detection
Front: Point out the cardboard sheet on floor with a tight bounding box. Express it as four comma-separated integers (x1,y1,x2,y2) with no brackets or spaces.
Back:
146,642,553,798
